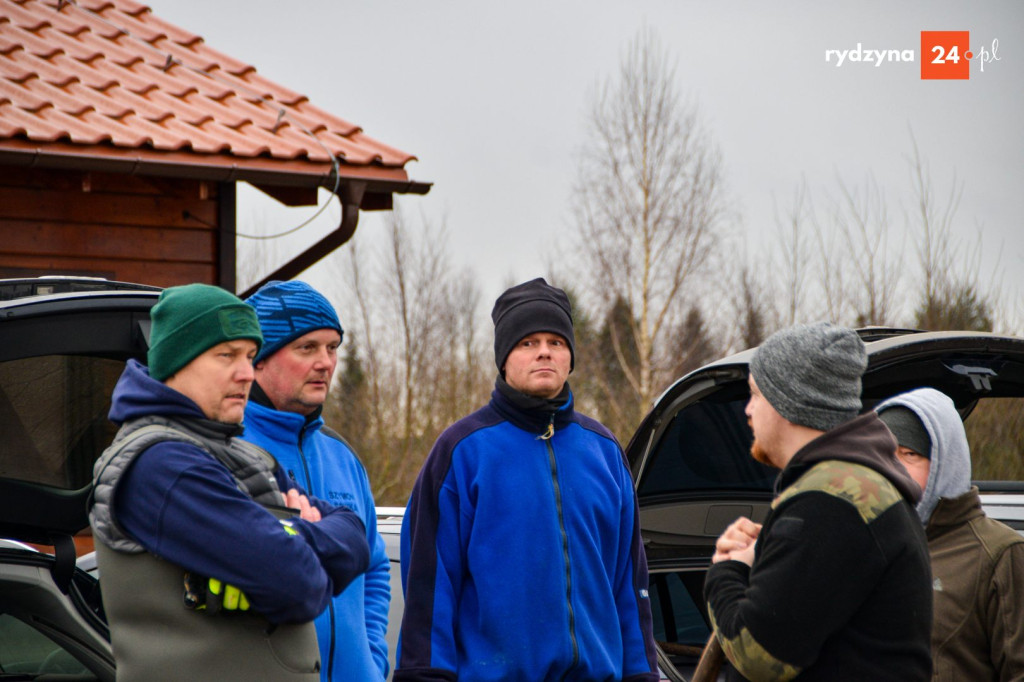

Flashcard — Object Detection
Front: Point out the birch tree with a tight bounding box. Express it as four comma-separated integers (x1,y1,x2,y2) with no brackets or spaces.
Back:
571,27,726,415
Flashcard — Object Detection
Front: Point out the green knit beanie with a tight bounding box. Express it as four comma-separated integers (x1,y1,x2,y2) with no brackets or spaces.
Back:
148,284,264,381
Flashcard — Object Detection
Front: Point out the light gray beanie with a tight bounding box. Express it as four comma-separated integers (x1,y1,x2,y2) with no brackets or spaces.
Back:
876,388,972,525
750,322,867,432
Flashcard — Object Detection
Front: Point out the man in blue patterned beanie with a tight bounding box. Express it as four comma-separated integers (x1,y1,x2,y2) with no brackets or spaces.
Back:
243,280,390,682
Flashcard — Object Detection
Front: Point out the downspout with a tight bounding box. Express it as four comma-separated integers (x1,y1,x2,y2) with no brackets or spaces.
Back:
240,180,366,298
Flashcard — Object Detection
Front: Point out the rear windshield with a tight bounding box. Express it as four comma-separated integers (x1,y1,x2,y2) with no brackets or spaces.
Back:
0,356,125,490
638,371,1024,499
638,397,775,497
964,397,1024,481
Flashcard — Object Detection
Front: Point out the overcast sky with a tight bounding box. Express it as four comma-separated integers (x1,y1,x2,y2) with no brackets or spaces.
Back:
154,1,1023,326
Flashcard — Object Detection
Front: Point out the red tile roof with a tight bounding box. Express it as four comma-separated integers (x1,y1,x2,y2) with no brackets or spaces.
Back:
0,0,425,191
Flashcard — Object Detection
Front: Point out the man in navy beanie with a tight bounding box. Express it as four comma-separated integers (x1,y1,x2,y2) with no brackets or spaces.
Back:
704,322,932,681
243,280,390,682
397,277,658,682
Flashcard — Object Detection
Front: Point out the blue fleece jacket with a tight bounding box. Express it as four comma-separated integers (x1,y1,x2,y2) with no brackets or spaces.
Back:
242,399,390,682
108,359,370,624
396,387,658,682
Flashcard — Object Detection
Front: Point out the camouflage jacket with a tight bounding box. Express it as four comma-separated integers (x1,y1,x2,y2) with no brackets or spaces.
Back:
704,412,933,681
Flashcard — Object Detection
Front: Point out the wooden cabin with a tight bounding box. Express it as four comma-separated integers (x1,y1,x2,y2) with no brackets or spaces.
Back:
0,0,428,294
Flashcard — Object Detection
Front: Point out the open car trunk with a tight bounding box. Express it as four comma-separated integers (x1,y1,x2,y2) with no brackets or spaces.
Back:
626,330,1024,681
0,278,160,681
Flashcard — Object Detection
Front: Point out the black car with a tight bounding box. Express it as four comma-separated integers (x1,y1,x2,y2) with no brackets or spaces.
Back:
0,277,160,680
626,328,1024,680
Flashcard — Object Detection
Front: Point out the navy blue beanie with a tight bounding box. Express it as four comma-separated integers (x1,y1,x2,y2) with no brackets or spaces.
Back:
491,278,575,373
245,280,343,363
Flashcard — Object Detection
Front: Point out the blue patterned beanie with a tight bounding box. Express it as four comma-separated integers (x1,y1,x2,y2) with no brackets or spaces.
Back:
245,280,343,363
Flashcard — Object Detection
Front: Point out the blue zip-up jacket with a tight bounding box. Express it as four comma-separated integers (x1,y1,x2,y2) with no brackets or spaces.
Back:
396,386,658,682
108,359,370,624
242,398,391,682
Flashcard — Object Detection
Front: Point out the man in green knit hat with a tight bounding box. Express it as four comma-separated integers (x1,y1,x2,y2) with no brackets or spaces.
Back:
90,283,370,682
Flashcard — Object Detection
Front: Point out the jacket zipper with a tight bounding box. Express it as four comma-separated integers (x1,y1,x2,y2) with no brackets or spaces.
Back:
542,413,579,678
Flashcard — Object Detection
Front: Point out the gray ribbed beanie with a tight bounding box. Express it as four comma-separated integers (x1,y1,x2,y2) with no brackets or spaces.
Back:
749,322,867,432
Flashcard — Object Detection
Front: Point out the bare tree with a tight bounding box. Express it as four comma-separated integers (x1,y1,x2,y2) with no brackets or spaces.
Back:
570,26,726,415
328,205,490,504
774,182,812,327
830,174,902,326
734,261,772,349
907,136,996,332
769,171,902,328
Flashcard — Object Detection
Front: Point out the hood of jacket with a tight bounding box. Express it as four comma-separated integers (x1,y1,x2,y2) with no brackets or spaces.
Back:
876,387,971,524
780,412,922,504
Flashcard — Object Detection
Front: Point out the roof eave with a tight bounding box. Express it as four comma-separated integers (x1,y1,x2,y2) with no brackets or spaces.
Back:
0,140,432,196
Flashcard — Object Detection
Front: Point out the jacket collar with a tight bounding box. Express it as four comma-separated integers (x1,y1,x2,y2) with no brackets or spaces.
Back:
247,381,324,435
490,376,574,435
925,486,984,539
244,399,323,440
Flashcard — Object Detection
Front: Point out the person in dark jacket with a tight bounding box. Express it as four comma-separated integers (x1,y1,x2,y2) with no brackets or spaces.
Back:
396,278,659,682
89,283,370,682
878,387,1024,682
243,280,391,682
704,322,932,682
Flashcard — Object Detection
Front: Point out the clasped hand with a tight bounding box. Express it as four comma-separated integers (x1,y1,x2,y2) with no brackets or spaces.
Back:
712,516,762,566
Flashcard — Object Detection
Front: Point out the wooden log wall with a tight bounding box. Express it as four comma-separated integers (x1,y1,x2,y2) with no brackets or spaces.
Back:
0,166,233,288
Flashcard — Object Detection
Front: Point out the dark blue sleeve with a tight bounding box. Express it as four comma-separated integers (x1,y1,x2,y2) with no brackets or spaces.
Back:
272,467,342,520
396,435,463,680
114,441,369,623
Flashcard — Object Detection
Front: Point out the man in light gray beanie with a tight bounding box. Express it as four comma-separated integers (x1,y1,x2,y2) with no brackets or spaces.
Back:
704,322,933,681
878,388,1024,681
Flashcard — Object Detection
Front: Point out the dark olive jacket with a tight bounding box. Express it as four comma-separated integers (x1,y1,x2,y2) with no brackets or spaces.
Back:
926,487,1024,682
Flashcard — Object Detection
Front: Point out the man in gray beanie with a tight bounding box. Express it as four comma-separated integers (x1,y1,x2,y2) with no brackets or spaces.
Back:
878,388,1024,681
397,277,658,682
704,322,932,681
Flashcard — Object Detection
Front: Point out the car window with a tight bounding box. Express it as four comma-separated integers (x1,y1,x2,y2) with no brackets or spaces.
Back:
649,570,709,647
0,355,124,489
0,613,94,678
638,381,1024,500
637,397,775,497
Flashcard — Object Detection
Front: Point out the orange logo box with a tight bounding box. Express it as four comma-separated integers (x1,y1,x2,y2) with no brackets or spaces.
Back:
921,31,970,79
